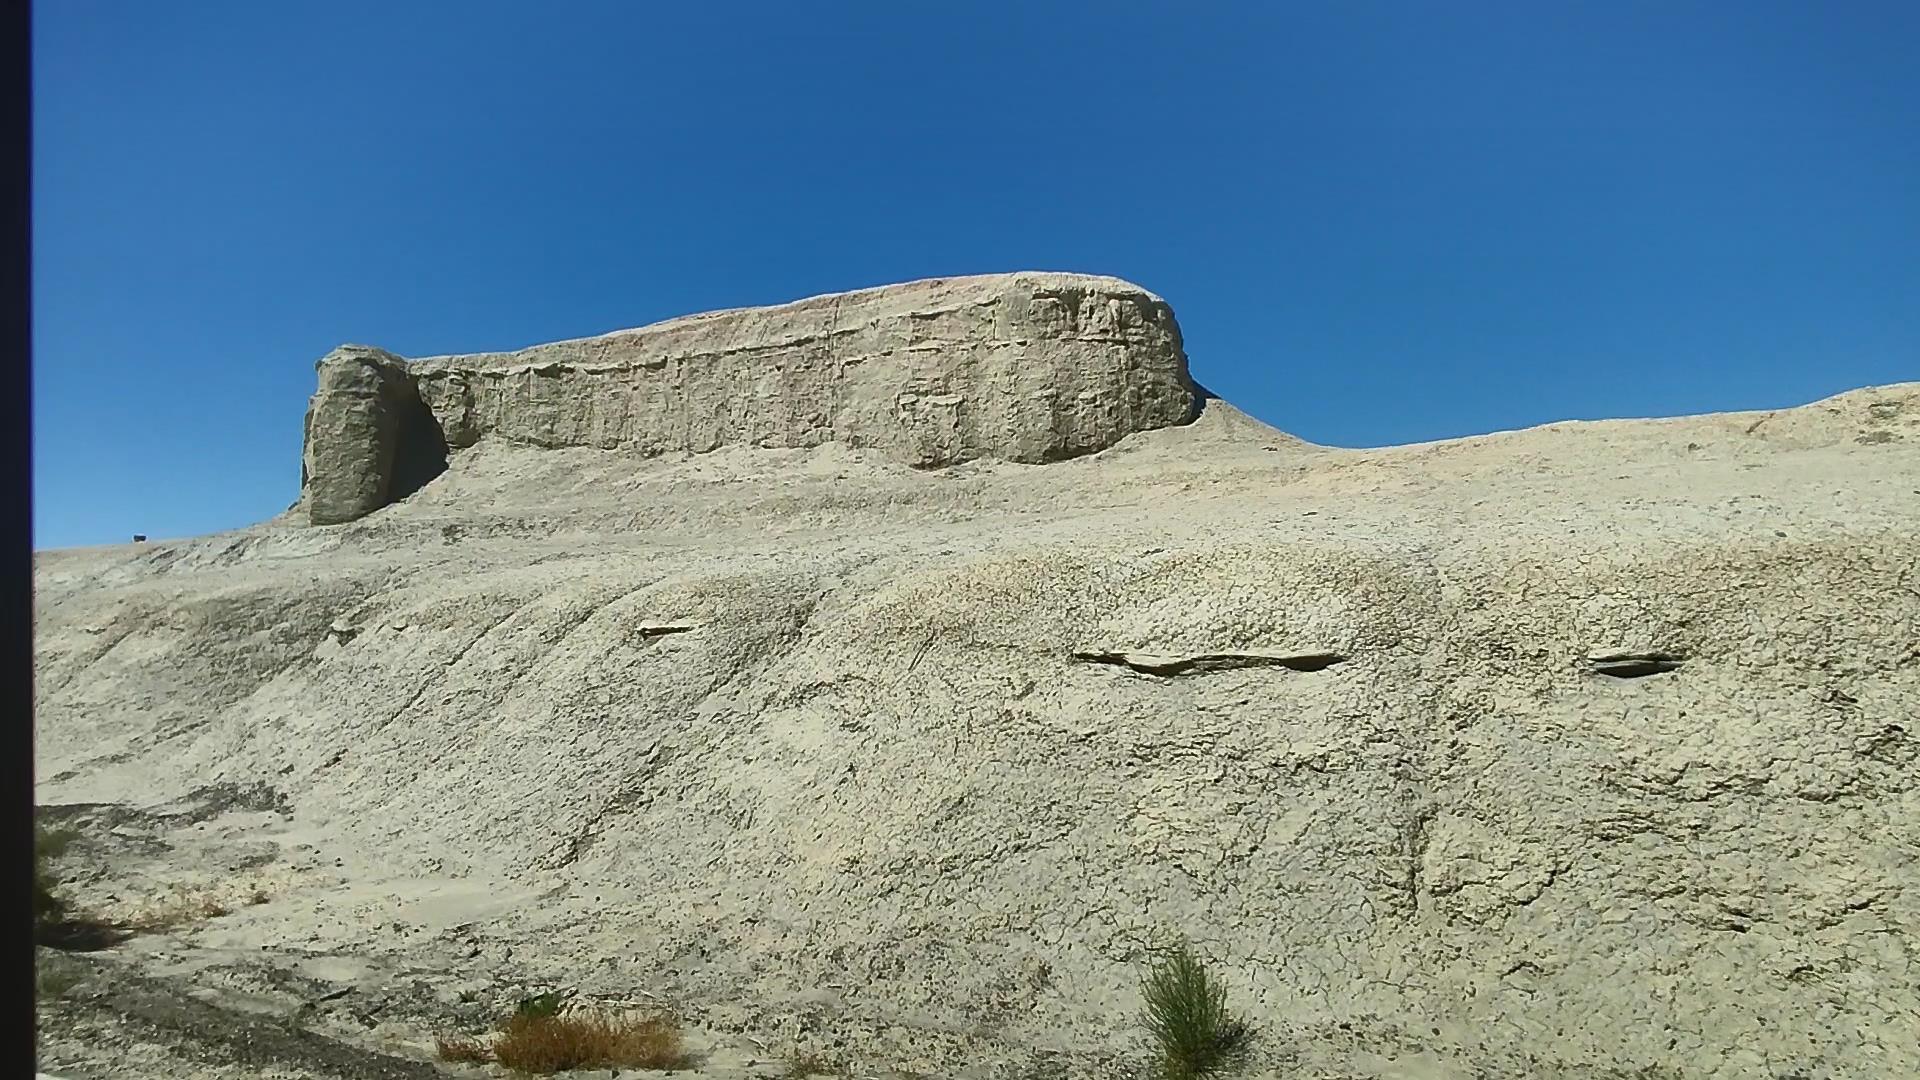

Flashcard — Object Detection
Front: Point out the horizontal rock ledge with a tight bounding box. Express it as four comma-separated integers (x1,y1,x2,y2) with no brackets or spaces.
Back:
297,272,1199,525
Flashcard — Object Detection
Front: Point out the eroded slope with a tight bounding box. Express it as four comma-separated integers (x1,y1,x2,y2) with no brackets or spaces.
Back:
33,383,1920,1079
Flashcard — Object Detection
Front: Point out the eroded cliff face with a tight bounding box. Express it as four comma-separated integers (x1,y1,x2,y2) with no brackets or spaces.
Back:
300,347,450,526
300,273,1196,524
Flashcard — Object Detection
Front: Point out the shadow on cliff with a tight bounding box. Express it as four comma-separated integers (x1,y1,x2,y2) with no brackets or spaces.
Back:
389,396,449,504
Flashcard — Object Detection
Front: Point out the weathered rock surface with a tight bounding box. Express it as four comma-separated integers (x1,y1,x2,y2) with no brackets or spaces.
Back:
301,347,446,527
32,279,1920,1079
299,273,1196,524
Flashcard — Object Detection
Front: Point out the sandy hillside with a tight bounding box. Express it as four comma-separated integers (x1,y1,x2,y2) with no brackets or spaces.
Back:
32,274,1920,1080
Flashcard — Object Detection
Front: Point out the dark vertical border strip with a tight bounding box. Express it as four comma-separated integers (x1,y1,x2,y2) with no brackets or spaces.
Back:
7,0,32,1069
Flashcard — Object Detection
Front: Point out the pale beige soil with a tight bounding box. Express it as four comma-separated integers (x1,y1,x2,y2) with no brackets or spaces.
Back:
34,375,1920,1079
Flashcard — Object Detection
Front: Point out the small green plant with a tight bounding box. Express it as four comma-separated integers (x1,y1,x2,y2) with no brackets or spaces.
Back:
34,862,68,930
36,963,82,1000
514,989,572,1020
34,825,78,938
1140,940,1251,1080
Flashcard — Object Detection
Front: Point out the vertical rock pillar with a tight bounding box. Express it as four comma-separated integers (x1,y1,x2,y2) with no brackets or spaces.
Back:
301,346,417,526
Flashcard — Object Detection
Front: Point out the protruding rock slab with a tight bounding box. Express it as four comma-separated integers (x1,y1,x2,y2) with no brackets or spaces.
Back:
298,273,1197,524
301,347,419,526
1071,649,1347,676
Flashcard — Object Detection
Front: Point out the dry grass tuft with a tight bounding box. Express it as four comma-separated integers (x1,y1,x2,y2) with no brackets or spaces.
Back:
122,890,230,933
435,1034,496,1063
785,1049,851,1078
481,1008,688,1074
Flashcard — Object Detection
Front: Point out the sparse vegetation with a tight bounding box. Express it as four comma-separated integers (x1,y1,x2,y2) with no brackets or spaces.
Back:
34,854,69,931
35,824,225,947
493,1008,687,1073
1141,940,1251,1080
514,989,572,1021
35,962,82,1000
121,888,230,933
434,1034,495,1063
34,824,80,929
37,824,80,861
784,1049,851,1078
436,994,689,1074
34,823,124,950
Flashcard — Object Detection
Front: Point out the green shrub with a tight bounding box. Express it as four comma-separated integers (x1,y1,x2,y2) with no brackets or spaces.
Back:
36,963,82,1000
32,823,125,951
514,989,572,1021
33,825,76,934
36,825,80,861
1141,940,1250,1080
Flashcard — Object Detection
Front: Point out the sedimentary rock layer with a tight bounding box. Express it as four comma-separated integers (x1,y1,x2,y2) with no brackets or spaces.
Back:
300,273,1196,524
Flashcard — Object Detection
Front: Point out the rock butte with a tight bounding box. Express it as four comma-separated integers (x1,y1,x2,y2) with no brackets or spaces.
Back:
301,273,1197,524
32,272,1920,1079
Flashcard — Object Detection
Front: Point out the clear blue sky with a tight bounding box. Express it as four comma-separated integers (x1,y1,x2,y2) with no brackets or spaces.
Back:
32,2,1919,549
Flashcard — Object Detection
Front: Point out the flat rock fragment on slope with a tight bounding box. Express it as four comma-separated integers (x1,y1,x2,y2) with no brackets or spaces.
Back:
1070,648,1348,675
31,273,1920,1080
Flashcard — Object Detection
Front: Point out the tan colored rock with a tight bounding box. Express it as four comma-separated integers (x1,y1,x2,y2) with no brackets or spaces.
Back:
300,273,1196,524
300,346,447,526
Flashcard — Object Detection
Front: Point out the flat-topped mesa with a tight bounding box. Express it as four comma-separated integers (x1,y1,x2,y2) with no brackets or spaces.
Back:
299,272,1198,524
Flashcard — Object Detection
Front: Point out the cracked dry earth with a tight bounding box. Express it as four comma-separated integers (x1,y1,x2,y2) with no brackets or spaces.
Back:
32,382,1920,1079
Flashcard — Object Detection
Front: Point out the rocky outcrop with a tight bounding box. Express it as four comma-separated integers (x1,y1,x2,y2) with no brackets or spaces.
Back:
300,347,444,527
299,273,1197,524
